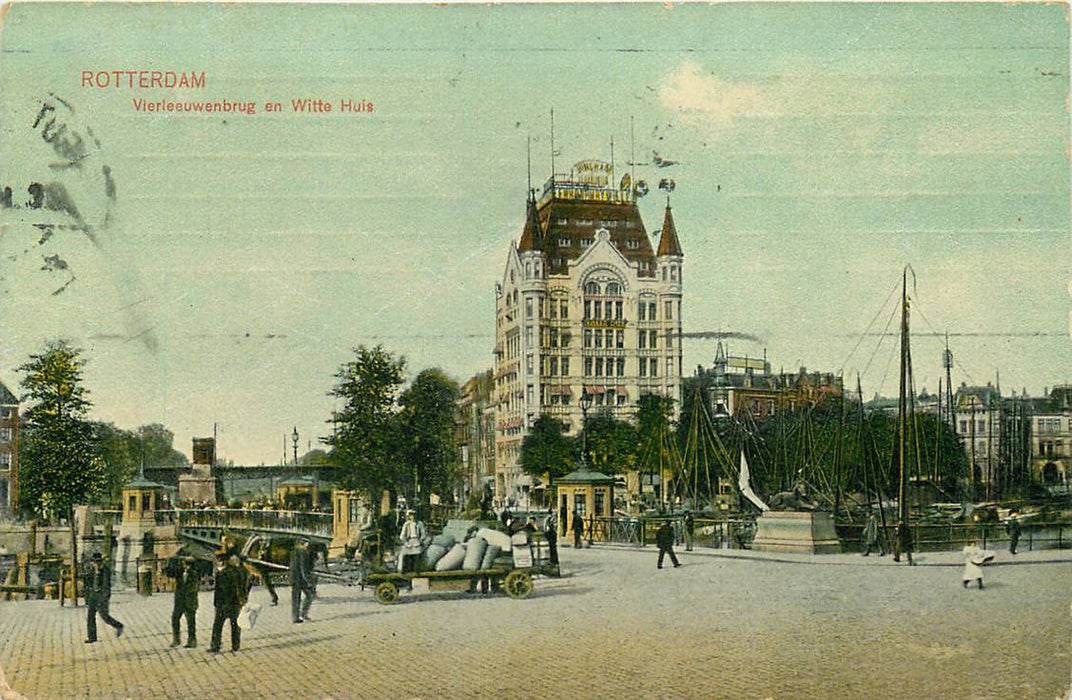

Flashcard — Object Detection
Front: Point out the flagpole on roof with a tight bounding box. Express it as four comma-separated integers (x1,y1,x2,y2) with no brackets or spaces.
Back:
550,108,556,181
630,116,636,203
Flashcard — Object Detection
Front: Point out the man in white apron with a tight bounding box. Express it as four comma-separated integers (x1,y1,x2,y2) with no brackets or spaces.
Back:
398,510,427,573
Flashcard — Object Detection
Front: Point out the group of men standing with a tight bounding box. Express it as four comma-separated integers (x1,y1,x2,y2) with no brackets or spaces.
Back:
82,535,319,655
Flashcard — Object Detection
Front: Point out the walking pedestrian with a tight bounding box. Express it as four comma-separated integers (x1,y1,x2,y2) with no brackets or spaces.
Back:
570,510,585,548
683,510,695,552
656,520,681,569
209,554,249,653
170,556,199,648
83,552,124,643
861,511,884,556
1005,512,1022,555
961,540,990,590
289,539,315,623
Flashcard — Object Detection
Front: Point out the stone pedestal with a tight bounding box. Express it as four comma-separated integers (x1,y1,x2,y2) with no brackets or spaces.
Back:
752,511,841,554
178,471,217,505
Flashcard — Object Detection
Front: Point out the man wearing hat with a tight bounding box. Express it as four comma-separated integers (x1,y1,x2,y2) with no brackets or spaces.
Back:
170,556,200,648
289,539,314,623
683,510,695,552
209,554,249,653
84,552,124,643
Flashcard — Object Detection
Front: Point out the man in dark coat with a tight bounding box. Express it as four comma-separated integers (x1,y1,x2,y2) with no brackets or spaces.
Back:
1006,512,1022,555
84,552,124,643
571,510,585,548
170,556,200,648
544,511,559,566
209,554,249,653
656,521,681,569
683,510,695,551
289,539,314,623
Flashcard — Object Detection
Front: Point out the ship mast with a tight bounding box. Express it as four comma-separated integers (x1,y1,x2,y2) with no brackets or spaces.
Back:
896,268,914,565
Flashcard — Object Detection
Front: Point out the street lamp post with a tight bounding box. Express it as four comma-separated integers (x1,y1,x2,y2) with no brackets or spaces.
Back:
579,387,594,546
579,387,593,466
291,426,299,466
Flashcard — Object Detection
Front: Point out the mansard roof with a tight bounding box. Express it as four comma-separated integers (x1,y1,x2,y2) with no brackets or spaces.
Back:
657,201,683,257
518,197,656,276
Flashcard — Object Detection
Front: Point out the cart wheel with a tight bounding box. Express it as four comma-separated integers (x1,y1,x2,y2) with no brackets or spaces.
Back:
503,570,533,599
374,581,399,605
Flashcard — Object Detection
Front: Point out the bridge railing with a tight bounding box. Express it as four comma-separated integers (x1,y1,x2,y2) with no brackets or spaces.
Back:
174,508,334,537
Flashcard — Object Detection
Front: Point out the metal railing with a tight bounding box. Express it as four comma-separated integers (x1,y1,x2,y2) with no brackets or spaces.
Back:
836,520,1072,553
589,516,757,549
174,508,334,537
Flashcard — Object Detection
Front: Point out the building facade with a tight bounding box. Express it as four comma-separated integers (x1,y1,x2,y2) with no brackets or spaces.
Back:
699,341,844,422
456,369,496,505
954,383,1003,497
0,380,19,518
493,160,684,506
1029,385,1072,486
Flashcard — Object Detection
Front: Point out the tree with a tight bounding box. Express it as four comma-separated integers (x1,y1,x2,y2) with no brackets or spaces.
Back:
584,409,637,475
299,448,331,466
397,368,461,506
324,346,406,507
93,422,139,503
18,341,103,520
93,422,189,502
520,414,576,481
134,424,188,468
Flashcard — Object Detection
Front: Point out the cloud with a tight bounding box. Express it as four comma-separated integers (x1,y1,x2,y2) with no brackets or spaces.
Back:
657,61,767,134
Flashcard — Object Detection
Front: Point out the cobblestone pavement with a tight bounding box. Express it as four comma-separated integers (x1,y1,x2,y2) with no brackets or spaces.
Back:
0,546,1069,700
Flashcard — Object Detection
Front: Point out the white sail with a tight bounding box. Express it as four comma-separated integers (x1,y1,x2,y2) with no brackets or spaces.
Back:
739,452,770,511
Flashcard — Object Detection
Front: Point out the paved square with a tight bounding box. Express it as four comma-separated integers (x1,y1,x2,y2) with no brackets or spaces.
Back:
1,547,1069,699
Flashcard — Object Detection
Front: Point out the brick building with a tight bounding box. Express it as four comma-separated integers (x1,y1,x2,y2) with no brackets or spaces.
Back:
0,380,19,518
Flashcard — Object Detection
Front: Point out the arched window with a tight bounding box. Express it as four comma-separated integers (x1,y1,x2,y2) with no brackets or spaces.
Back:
605,282,622,296
584,281,601,295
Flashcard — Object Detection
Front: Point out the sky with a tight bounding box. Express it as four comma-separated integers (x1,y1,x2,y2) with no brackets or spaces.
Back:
1,3,1069,465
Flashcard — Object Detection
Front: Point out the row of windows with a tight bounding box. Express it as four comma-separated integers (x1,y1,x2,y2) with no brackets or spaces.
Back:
550,392,627,408
583,299,624,321
552,218,635,229
959,420,991,434
583,357,628,378
583,282,623,296
544,356,571,376
584,329,624,349
543,328,572,348
527,296,680,323
1038,418,1070,433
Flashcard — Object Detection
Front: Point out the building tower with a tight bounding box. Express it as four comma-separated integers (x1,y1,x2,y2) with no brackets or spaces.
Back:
493,159,684,506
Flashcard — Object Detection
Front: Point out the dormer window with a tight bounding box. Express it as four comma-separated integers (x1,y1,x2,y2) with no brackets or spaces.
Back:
626,239,639,249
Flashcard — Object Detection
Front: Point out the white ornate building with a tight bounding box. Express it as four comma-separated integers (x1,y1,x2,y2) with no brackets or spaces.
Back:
493,160,684,505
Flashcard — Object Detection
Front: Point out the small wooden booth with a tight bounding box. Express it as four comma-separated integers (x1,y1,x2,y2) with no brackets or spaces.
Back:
122,475,166,523
276,476,318,509
555,468,615,543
